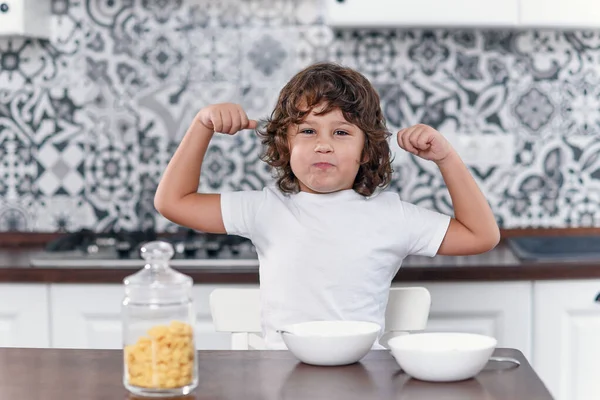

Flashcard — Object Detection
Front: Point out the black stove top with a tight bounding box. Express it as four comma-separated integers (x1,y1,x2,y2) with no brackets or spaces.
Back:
40,228,256,261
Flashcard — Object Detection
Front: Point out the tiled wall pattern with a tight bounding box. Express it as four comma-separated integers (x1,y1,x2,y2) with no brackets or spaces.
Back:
1,0,600,232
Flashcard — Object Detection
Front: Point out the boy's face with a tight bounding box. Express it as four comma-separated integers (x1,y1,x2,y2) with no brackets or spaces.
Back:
287,103,365,194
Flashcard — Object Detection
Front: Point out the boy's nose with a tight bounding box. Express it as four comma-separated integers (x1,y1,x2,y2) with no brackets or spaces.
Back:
314,141,333,153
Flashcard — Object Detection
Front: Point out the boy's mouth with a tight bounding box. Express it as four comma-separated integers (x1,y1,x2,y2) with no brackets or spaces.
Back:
313,162,334,169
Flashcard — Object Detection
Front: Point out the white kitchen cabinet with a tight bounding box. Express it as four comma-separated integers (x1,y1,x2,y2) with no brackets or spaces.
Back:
0,0,51,38
50,284,123,349
533,279,600,400
326,0,600,28
325,0,519,28
520,0,600,28
394,281,533,362
49,283,258,350
0,284,50,347
46,281,534,358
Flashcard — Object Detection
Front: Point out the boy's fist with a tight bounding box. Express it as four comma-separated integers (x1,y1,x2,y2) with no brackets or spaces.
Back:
397,124,454,163
197,103,258,134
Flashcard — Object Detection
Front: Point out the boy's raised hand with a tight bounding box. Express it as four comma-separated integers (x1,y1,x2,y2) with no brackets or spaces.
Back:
197,103,258,135
397,124,455,163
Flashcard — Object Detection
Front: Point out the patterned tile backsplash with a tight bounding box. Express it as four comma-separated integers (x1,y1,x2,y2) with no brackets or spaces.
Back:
1,0,600,232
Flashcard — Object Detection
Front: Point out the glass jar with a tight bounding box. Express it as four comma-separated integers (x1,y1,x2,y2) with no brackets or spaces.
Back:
122,241,198,397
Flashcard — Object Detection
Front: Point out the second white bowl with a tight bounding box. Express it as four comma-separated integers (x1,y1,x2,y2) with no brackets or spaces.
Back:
388,332,497,382
280,320,381,366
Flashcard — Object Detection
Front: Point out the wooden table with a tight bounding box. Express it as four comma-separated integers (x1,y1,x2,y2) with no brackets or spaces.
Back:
0,348,553,399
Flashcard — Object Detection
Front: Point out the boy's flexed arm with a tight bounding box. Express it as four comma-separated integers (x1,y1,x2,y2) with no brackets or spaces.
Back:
154,103,257,233
397,124,500,255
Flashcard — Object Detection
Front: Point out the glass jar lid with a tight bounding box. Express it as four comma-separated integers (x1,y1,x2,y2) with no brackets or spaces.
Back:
123,241,193,304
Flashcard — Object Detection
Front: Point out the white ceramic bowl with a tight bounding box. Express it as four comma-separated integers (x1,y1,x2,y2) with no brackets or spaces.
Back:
388,332,497,382
280,321,381,366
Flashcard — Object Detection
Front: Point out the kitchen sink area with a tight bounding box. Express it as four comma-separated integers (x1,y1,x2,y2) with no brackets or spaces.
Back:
506,235,600,262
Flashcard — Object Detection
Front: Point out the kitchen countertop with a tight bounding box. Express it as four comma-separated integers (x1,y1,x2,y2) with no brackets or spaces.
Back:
0,348,552,400
1,238,600,283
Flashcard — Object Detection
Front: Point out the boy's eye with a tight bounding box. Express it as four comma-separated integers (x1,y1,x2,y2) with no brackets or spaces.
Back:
298,129,349,135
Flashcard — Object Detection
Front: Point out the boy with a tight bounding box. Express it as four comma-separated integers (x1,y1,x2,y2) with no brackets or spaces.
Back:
155,62,500,349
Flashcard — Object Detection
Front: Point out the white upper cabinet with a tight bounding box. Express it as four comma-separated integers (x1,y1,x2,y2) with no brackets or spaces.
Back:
0,0,51,39
520,0,600,28
325,0,520,28
325,0,600,29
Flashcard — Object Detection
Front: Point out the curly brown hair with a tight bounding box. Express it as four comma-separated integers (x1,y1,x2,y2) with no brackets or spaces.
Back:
256,62,393,197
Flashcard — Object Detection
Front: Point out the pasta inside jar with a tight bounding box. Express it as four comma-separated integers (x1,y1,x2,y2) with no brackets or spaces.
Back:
124,320,195,389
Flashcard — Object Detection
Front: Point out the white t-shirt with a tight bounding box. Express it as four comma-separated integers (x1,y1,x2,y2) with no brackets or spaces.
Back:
220,186,451,349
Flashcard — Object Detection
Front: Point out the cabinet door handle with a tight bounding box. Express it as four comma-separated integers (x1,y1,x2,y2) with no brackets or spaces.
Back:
595,293,600,303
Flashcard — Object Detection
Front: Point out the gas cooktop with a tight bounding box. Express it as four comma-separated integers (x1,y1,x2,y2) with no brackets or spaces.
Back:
28,229,258,268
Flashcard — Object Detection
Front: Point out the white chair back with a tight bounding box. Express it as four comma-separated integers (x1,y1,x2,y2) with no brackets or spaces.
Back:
209,286,431,350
